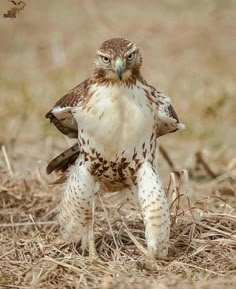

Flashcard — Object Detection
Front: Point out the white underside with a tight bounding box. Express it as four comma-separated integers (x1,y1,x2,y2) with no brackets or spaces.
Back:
73,82,155,159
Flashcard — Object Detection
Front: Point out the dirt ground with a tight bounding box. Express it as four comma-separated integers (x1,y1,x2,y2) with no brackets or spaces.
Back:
0,1,236,288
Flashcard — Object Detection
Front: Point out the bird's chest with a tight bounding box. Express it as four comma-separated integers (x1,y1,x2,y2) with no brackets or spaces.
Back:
74,84,154,158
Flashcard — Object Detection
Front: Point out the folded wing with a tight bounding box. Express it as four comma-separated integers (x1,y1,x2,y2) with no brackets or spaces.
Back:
151,88,185,137
45,79,91,175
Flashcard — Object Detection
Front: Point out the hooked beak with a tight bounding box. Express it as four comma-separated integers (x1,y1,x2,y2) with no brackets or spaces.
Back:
114,58,125,80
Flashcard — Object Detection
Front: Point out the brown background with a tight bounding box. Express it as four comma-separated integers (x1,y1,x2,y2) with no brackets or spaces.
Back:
0,1,235,288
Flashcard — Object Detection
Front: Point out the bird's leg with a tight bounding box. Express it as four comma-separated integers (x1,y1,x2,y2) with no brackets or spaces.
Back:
137,162,170,258
58,160,99,258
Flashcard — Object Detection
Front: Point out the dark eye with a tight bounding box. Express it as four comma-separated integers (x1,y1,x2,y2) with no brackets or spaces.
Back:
127,52,135,61
102,56,110,63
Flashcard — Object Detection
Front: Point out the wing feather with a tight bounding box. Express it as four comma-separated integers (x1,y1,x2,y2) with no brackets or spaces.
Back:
46,79,92,177
149,88,185,137
45,78,91,138
46,143,79,175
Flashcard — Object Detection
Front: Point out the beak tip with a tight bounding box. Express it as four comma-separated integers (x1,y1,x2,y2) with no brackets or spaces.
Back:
115,58,125,81
116,68,124,81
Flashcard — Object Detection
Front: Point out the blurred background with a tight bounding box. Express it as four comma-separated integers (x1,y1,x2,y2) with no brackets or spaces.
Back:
1,3,236,286
0,0,235,182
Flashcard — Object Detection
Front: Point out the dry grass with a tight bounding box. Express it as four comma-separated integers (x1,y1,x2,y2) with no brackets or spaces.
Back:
0,0,236,288
0,164,235,288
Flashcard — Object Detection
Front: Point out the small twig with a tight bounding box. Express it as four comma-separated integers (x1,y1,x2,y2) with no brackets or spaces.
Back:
98,193,120,258
207,213,236,219
169,193,184,212
0,285,29,289
159,145,175,168
195,151,218,179
195,221,236,240
159,145,180,176
179,170,195,220
44,256,82,275
169,172,182,225
1,145,13,175
0,221,56,228
170,261,224,276
208,172,234,185
0,248,15,259
29,214,41,233
35,166,48,187
122,222,149,257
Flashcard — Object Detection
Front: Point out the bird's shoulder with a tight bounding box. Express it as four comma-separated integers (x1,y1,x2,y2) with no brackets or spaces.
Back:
145,84,179,122
45,78,93,138
48,78,92,113
143,83,185,136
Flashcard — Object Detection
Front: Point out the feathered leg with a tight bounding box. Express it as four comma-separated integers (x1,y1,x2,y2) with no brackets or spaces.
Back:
58,160,99,258
137,162,170,258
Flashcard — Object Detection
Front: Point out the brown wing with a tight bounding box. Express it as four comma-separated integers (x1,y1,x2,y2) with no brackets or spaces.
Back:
45,78,91,138
167,104,179,123
46,78,92,176
162,104,180,134
46,143,79,175
149,87,185,137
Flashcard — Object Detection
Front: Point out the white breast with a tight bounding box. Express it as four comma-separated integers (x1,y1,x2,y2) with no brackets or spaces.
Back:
73,82,154,159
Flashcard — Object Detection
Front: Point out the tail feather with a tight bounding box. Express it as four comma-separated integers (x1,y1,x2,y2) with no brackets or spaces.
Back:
46,143,80,175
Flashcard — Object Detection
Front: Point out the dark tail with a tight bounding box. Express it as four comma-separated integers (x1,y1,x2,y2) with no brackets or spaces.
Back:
46,143,80,175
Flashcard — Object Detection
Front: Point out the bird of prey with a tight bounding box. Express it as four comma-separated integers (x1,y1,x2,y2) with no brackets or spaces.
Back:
46,38,185,258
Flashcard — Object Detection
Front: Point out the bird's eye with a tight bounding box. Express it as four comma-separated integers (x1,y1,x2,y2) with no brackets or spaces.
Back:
127,52,135,61
102,56,110,63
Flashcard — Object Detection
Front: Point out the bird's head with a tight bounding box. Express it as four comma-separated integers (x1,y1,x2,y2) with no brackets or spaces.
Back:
94,38,142,83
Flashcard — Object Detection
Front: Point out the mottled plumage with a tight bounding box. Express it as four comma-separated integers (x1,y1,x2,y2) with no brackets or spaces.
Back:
46,38,185,258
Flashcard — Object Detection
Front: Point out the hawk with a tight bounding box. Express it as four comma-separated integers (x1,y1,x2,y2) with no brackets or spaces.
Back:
46,38,185,258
